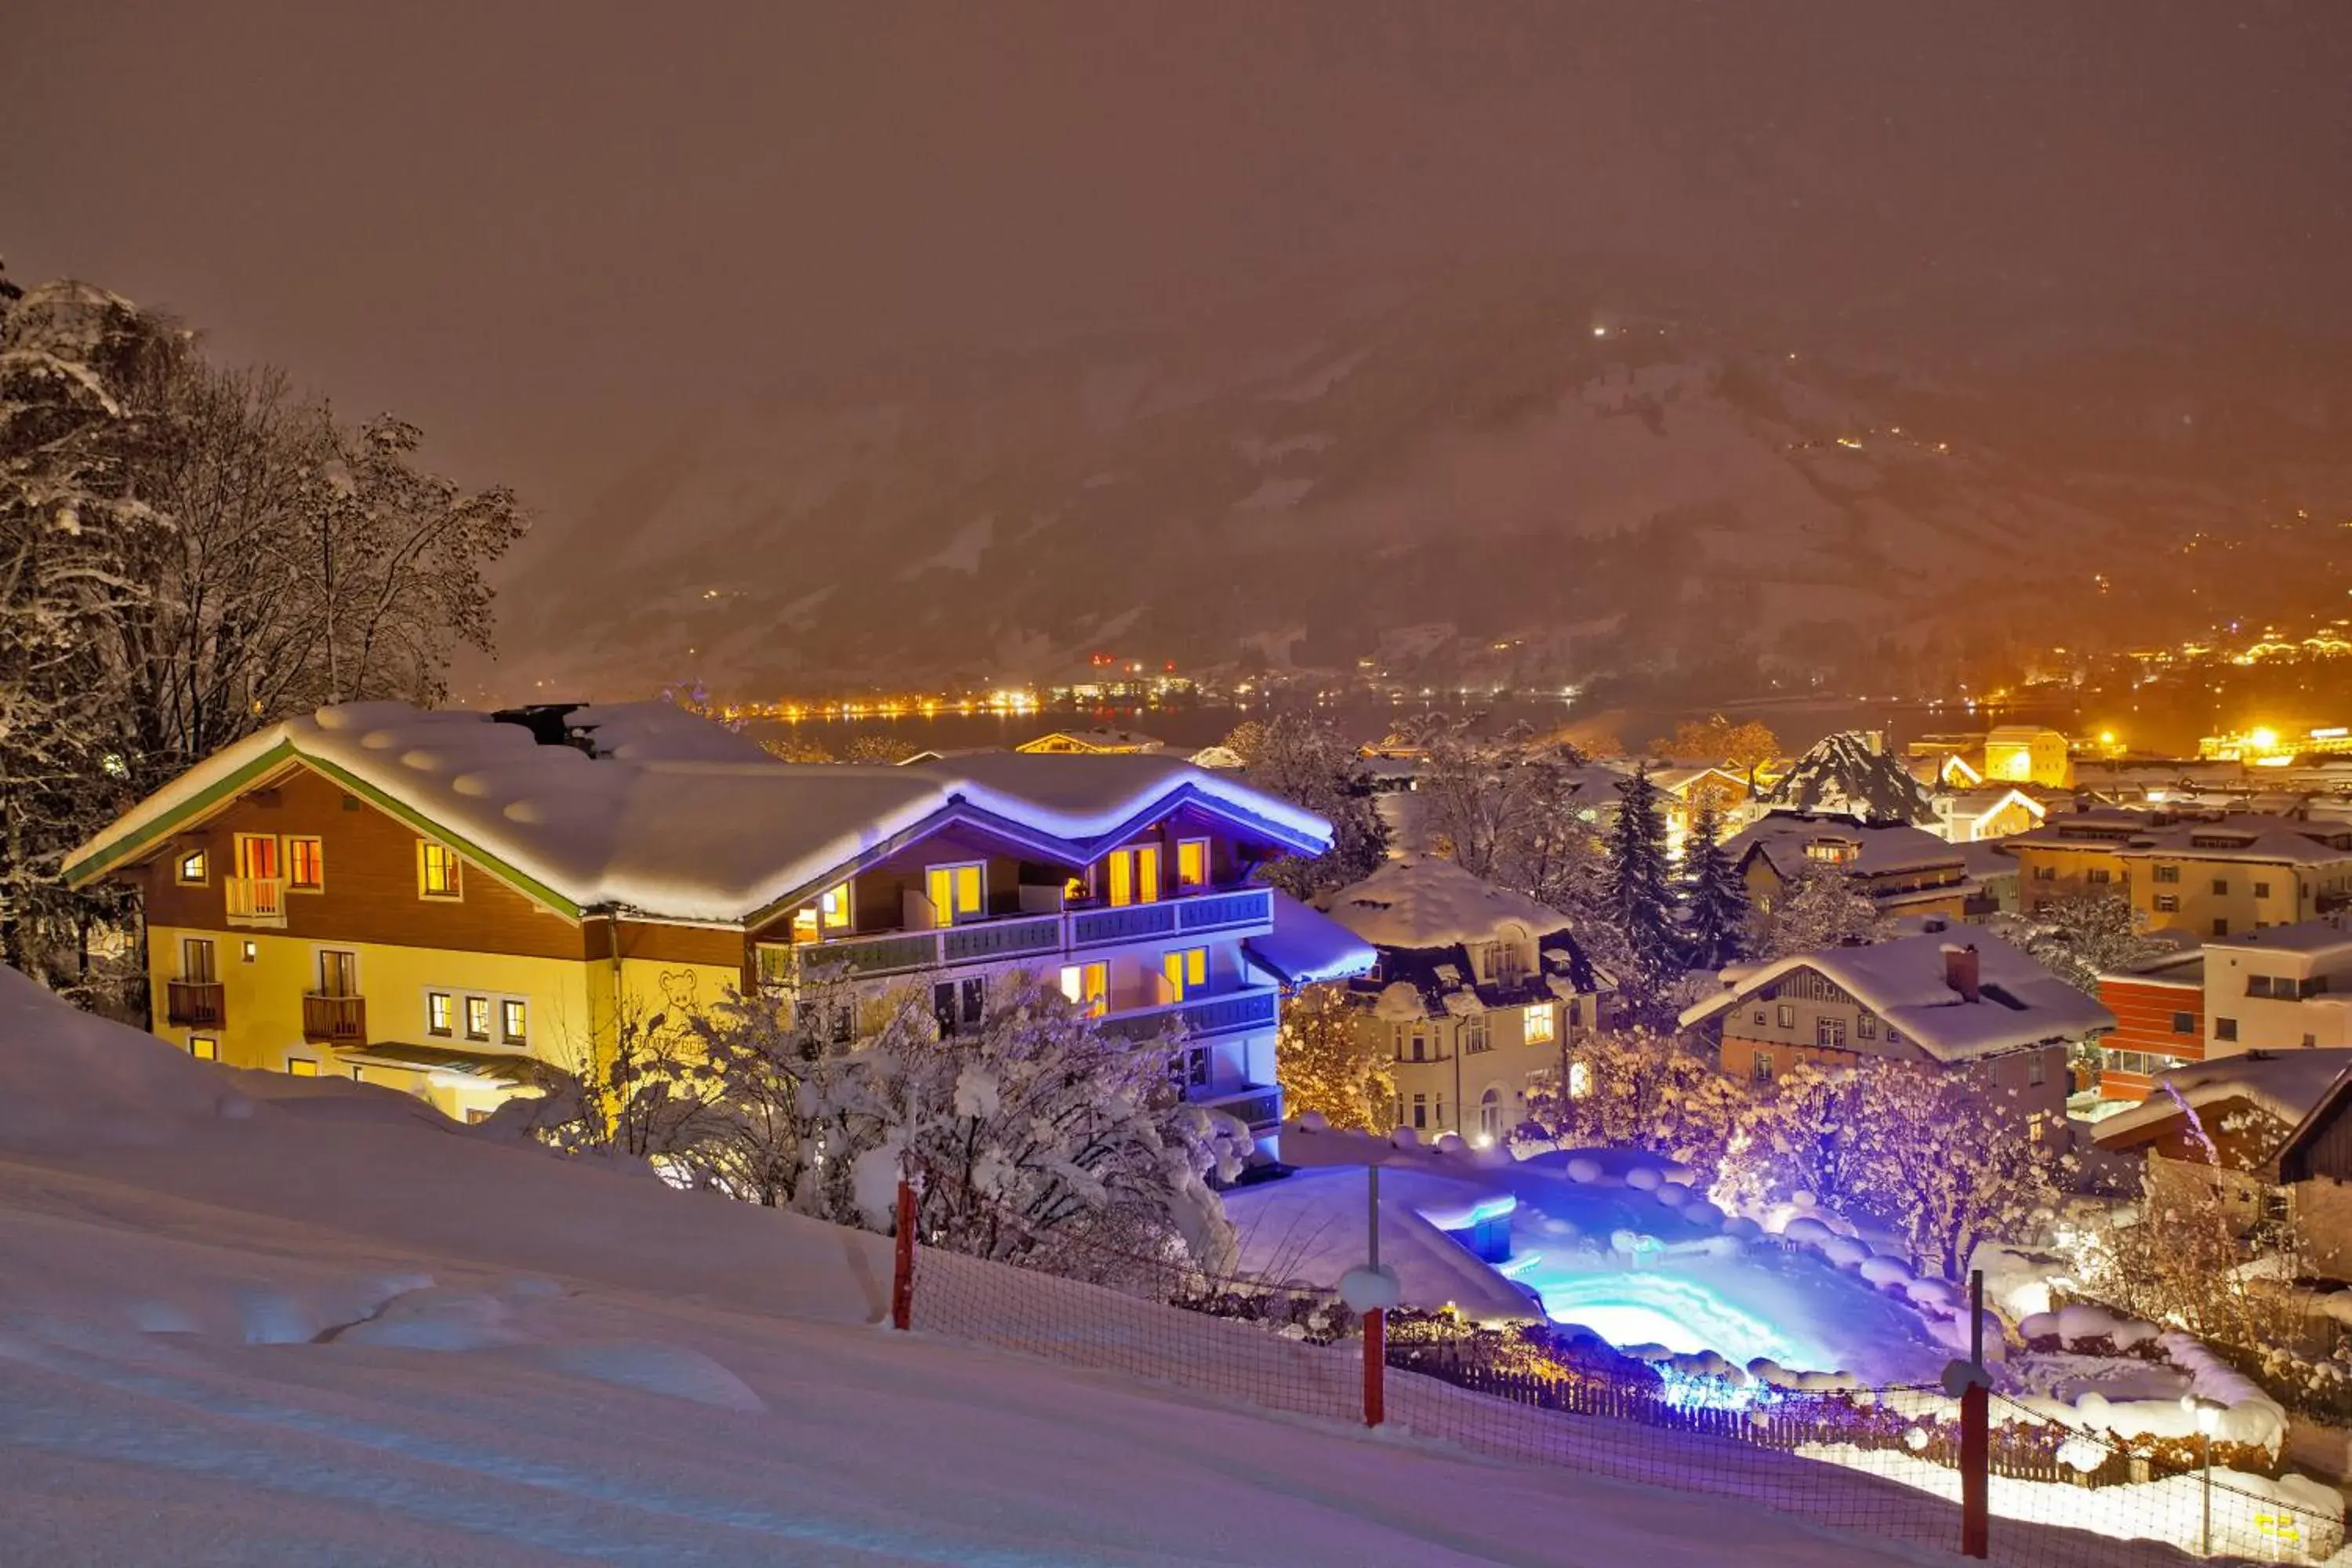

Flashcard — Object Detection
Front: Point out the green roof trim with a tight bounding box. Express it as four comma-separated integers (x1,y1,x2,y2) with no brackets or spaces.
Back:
61,740,303,887
63,738,583,920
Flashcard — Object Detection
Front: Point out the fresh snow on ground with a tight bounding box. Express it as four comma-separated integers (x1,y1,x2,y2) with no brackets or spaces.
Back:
0,968,1948,1566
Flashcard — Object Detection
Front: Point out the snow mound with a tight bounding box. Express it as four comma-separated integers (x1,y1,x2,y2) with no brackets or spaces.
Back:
336,1289,529,1352
0,967,245,1149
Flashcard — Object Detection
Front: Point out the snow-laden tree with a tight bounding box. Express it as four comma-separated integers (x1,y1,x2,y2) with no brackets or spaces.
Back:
0,281,185,985
1750,860,1887,960
677,971,1247,1281
1992,892,2170,994
1275,981,1393,1133
1715,1058,2066,1279
1678,800,1749,971
1604,766,1679,1016
0,272,527,1001
1519,1025,1745,1183
1222,712,1387,899
1667,713,1781,786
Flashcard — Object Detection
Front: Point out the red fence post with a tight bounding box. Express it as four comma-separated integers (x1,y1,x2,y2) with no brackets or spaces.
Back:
1363,1307,1385,1427
1960,1266,1988,1559
891,1176,916,1332
1960,1381,1988,1558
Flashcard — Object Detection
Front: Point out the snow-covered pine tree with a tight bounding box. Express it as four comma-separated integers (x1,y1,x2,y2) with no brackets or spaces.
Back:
1678,800,1749,971
1604,764,1678,1015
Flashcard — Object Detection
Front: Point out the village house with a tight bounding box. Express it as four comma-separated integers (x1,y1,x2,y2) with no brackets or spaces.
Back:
1983,725,2075,789
2201,920,2352,1052
1317,856,1612,1145
2006,808,2352,935
1648,764,1757,858
1722,811,1983,922
1678,933,2114,1142
65,701,1341,1144
2090,1049,2352,1257
2273,1071,2352,1282
2089,949,2208,1109
1927,786,2046,846
1014,728,1166,755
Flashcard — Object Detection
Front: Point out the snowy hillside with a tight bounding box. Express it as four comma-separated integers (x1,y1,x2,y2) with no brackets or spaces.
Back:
497,269,2352,698
0,966,1934,1566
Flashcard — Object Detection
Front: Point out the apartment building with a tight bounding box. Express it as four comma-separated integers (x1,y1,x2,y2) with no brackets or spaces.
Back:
66,701,1340,1141
1679,935,2113,1141
1318,856,1612,1145
2089,951,2207,1106
2009,808,2352,935
2201,920,2352,1054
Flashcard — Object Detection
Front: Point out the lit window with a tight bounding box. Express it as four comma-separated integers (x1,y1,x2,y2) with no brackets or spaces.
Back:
819,882,851,930
1104,844,1161,907
234,833,281,881
189,1036,219,1062
465,996,492,1040
241,940,258,963
501,999,527,1044
426,992,453,1036
287,1057,319,1077
1162,946,1208,1000
1177,839,1210,891
176,849,209,885
419,840,463,899
1523,1003,1556,1044
1058,961,1107,1015
286,836,325,891
1567,1060,1592,1098
926,862,984,926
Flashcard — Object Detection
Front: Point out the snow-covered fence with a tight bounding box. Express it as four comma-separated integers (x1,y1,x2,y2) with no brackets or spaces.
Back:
895,1196,2345,1566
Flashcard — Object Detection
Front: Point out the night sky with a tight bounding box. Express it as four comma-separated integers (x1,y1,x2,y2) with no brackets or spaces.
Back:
6,2,2350,543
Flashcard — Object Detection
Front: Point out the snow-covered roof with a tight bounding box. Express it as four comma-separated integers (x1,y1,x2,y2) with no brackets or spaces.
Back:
1764,731,1936,825
65,702,1332,924
1187,745,1247,771
1244,893,1379,986
2092,1050,2352,1148
1679,932,2114,1062
2006,810,2352,868
1014,728,1165,753
2206,918,2352,960
1318,855,1574,951
1726,812,1963,880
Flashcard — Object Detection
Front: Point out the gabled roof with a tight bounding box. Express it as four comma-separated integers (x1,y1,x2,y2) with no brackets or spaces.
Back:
1014,728,1165,753
1726,811,1965,881
1318,856,1575,952
1679,932,2113,1062
2093,1049,2352,1151
65,702,1331,925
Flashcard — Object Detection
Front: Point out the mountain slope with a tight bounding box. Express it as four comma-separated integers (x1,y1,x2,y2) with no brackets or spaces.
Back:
500,270,2352,699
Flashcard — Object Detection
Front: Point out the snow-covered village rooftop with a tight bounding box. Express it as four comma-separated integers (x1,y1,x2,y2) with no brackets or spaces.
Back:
1723,811,1965,880
2092,1047,2352,1146
1317,854,1576,952
1681,933,2115,1062
62,702,1333,924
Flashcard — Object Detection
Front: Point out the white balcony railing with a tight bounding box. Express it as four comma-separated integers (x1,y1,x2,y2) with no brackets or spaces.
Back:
793,887,1274,983
224,876,287,928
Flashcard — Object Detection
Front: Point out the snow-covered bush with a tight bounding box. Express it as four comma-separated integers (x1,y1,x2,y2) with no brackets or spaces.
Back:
1516,1025,1743,1182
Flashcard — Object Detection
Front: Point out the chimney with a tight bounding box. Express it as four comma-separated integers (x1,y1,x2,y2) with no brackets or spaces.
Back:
1944,943,1981,1003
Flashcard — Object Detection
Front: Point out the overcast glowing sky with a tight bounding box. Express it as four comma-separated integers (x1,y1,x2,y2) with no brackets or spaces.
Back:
5,2,2348,514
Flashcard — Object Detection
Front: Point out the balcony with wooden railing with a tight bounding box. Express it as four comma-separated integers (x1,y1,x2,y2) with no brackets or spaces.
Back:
165,978,225,1028
791,886,1276,984
301,993,367,1045
1098,982,1281,1045
224,876,288,928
